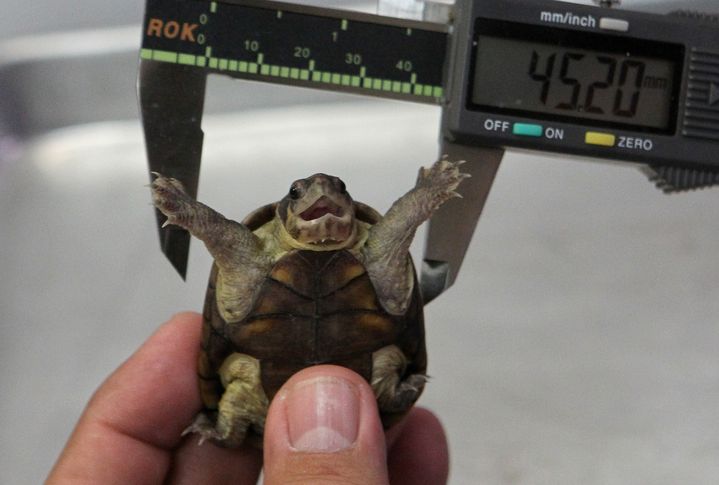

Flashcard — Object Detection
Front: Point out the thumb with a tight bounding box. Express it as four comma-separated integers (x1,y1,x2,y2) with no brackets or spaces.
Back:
263,365,390,485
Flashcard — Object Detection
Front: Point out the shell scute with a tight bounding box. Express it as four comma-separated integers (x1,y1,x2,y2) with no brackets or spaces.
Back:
314,311,399,362
316,272,380,314
251,278,315,316
228,315,315,362
259,353,373,401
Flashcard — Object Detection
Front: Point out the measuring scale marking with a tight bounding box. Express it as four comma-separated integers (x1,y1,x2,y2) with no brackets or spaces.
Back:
141,0,447,102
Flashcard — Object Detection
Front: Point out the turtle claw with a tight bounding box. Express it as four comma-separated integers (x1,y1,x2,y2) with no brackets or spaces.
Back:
150,173,194,229
415,158,470,209
371,345,427,414
394,374,428,404
183,413,223,446
378,373,428,414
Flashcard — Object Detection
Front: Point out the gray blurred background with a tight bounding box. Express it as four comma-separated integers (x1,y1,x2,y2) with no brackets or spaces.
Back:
1,0,718,483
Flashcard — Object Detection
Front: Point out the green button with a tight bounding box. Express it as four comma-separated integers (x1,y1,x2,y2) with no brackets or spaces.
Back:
513,123,543,137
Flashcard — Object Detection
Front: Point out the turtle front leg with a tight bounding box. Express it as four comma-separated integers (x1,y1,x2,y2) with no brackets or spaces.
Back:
150,174,269,272
371,345,427,415
151,174,272,321
362,158,469,315
185,353,269,447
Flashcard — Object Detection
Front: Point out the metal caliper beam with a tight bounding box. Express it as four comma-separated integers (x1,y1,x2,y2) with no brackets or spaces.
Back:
421,141,503,303
139,60,207,278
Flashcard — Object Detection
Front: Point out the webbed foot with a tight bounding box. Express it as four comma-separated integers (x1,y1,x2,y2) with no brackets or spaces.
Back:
150,173,195,229
371,345,427,414
184,353,269,448
182,413,224,445
414,157,470,211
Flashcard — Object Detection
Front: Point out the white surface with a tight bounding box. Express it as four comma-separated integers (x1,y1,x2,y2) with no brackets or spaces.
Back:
1,100,718,483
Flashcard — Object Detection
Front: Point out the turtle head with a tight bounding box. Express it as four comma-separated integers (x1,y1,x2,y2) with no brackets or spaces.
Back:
277,173,357,250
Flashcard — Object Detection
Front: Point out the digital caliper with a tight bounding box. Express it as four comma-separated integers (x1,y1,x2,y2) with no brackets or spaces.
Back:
138,0,719,301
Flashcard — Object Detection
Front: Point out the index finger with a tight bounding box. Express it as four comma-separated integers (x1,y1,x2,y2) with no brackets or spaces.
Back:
47,312,204,484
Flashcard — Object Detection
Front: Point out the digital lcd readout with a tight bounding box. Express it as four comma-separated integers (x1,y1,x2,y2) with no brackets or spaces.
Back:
469,24,683,132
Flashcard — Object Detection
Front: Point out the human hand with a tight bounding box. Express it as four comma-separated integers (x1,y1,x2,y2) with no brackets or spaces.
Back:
47,312,449,484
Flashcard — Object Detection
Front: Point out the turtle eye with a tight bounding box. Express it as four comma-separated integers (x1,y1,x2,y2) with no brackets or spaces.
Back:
289,183,302,200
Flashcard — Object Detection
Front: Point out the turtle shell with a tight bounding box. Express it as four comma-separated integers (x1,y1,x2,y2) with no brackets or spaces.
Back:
197,201,426,430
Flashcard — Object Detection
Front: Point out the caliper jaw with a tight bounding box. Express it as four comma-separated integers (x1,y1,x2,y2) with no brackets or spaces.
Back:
420,140,503,303
139,60,207,279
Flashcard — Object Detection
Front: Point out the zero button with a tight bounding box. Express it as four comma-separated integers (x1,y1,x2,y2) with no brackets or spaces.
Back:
585,131,616,147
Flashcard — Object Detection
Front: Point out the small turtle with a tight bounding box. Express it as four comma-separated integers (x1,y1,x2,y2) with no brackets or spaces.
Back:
151,158,467,448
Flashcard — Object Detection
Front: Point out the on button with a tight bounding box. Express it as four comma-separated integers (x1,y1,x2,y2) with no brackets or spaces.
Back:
513,123,543,137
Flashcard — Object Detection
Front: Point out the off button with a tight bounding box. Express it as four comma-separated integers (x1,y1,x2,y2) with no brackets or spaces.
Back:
585,131,616,147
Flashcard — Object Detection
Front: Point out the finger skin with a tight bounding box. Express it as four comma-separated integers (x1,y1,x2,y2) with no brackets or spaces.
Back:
47,312,202,484
263,365,390,485
388,407,449,485
47,312,263,484
166,436,262,485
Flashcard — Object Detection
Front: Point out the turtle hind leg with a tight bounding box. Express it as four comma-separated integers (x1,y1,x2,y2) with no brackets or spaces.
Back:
184,352,269,448
371,345,427,415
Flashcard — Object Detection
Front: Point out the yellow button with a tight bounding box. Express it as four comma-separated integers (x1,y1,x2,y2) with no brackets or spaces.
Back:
585,132,616,147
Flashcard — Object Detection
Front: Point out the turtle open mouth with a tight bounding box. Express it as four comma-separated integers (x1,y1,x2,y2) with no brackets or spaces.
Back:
299,197,343,221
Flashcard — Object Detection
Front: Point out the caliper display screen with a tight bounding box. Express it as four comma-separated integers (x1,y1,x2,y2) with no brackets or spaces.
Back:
469,19,684,133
